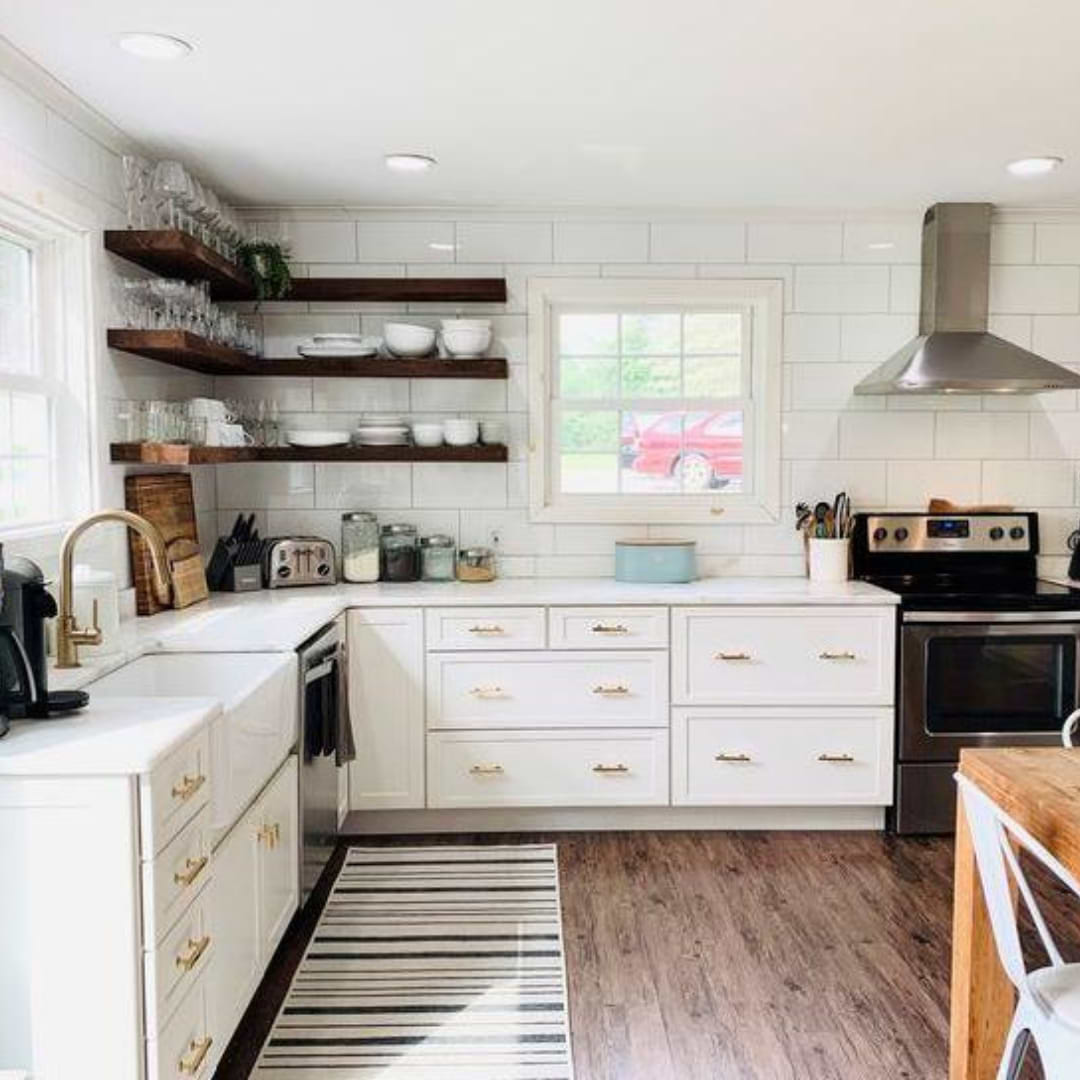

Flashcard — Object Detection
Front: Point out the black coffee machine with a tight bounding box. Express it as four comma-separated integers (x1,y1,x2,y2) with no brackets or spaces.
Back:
0,543,88,732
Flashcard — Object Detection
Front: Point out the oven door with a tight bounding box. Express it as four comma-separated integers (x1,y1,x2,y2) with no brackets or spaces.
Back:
900,612,1080,761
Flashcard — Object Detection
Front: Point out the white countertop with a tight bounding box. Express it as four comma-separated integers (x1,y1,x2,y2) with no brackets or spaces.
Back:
0,696,220,777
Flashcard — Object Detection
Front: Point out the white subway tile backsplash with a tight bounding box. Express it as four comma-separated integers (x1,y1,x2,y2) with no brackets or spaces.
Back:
315,463,412,509
839,412,933,459
749,223,842,263
842,221,921,263
554,222,648,263
794,265,890,313
649,222,745,263
503,264,599,314
645,523,743,555
456,221,552,262
311,378,410,414
790,460,887,507
990,223,1034,264
410,377,507,413
1029,412,1080,458
935,412,1028,459
886,460,981,509
839,314,918,362
553,524,648,555
217,463,315,510
1035,224,1080,265
789,363,885,410
601,263,696,278
696,264,795,310
534,555,615,578
782,412,839,459
889,265,920,313
215,376,313,412
783,314,840,361
507,463,529,507
262,220,357,263
413,463,507,508
1032,316,1080,364
989,266,1080,314
981,460,1075,507
459,509,555,555
988,314,1033,348
357,221,455,263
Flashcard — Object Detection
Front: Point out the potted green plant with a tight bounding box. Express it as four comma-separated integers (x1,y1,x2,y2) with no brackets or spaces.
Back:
236,241,292,303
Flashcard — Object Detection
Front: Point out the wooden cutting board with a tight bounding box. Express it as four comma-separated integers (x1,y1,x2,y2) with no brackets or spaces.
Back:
124,473,208,614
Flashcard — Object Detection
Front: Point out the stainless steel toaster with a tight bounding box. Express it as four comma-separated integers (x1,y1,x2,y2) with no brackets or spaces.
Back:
263,537,337,588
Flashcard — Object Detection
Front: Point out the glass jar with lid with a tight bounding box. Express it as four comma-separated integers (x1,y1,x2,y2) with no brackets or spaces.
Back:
420,534,456,582
457,546,496,583
341,511,380,582
380,523,420,582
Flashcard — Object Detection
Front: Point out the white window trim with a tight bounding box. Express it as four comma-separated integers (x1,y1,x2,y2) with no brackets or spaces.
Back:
528,277,783,524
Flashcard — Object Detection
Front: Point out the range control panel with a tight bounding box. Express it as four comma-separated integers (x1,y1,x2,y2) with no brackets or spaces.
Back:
863,514,1034,554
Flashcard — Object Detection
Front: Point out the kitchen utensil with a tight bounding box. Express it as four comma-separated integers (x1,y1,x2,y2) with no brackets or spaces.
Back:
286,430,351,447
168,537,210,609
833,492,852,539
263,537,337,588
383,322,436,358
808,538,850,582
614,539,697,583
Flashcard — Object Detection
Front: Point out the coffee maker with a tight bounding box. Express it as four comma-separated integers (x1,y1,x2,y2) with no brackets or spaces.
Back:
0,544,88,728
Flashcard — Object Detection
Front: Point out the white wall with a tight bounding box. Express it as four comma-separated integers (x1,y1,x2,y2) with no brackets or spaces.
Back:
0,41,216,581
220,208,1080,579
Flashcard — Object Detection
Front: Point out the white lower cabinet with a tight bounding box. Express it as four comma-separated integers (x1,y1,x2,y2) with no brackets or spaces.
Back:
148,968,215,1080
207,755,299,1070
671,707,894,806
427,728,669,807
347,608,425,809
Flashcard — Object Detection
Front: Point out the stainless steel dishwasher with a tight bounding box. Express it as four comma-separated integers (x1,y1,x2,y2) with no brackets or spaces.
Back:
298,620,345,901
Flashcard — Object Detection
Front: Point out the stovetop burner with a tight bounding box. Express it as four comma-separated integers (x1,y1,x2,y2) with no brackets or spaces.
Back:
860,573,1080,611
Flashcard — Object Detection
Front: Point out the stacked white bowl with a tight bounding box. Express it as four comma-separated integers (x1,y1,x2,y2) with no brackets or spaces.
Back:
354,414,410,445
441,319,492,358
383,323,437,357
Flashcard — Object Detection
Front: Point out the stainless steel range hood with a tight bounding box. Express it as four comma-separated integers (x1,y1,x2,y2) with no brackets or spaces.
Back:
854,203,1080,395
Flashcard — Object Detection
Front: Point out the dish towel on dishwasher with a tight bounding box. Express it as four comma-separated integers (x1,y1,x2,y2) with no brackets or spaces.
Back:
304,651,356,765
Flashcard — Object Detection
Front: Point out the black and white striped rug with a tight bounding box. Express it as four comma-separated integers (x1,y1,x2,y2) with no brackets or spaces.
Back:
254,844,574,1078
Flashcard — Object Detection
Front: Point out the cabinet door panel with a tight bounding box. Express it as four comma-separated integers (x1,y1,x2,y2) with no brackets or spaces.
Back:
257,755,299,961
347,609,425,809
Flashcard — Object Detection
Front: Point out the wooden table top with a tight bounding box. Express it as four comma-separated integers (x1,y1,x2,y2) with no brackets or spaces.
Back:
959,747,1080,872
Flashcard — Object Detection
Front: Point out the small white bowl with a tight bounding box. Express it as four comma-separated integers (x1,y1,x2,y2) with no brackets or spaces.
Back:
480,420,506,445
287,429,351,447
441,318,492,331
443,418,479,446
442,327,492,358
411,423,445,448
384,322,436,357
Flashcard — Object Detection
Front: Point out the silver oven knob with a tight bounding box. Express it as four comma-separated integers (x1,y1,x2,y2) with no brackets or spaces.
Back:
989,526,1004,541
1010,526,1025,540
894,527,909,542
872,527,888,542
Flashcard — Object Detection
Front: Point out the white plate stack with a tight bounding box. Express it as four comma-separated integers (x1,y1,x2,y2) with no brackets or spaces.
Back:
298,333,379,358
354,414,410,446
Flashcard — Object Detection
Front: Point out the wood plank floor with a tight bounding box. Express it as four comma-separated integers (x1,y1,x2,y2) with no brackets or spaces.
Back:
217,830,1074,1080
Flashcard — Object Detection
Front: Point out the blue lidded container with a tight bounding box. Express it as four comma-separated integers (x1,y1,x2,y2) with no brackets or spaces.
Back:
614,539,697,583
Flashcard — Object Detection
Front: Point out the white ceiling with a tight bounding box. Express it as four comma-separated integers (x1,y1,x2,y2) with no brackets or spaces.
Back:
3,0,1080,210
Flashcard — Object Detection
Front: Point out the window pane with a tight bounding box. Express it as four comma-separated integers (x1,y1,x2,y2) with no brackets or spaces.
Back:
621,313,680,355
559,410,618,452
560,357,618,399
0,235,33,376
11,458,50,523
620,410,681,494
12,392,49,456
685,312,741,353
621,356,680,397
0,391,10,454
561,454,618,493
685,354,743,397
683,410,743,492
559,313,617,355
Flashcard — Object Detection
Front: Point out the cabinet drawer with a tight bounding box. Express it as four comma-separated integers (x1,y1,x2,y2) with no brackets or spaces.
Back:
425,607,546,650
141,729,211,858
548,607,669,649
427,650,668,729
671,606,895,706
144,890,214,1036
671,707,894,806
428,728,669,807
143,804,212,947
147,969,215,1080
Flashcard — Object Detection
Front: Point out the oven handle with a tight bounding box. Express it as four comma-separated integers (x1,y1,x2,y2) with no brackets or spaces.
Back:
304,654,338,685
903,610,1080,624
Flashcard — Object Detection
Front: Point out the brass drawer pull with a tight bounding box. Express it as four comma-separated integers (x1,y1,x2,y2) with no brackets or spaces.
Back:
257,823,281,848
469,763,504,775
715,651,752,661
591,623,628,634
173,855,208,887
468,685,506,699
715,752,752,762
175,934,210,972
817,752,856,763
592,684,629,696
592,763,630,774
171,773,206,802
468,625,504,634
179,1035,213,1075
819,650,857,661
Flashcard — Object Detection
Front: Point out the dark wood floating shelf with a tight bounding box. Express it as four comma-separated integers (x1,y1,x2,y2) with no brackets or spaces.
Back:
108,329,507,379
104,229,507,303
110,442,509,465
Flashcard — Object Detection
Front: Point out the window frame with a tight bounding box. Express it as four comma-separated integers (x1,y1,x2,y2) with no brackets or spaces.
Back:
0,194,93,541
528,277,782,524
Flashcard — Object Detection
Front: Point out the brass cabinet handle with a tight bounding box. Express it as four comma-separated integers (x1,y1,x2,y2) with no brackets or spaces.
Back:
171,773,206,802
468,625,504,634
173,855,208,887
715,752,752,762
591,623,629,634
592,763,630,774
257,823,281,848
468,685,506,699
179,1035,213,1075
469,763,504,775
175,934,210,972
715,651,752,661
819,650,857,661
817,752,856,763
592,684,629,696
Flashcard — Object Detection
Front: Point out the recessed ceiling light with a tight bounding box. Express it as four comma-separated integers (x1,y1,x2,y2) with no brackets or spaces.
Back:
385,153,437,173
1006,156,1063,177
428,242,456,252
117,32,193,59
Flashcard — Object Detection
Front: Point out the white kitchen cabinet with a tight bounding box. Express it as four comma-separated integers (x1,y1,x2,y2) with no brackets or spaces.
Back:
347,608,425,809
548,606,669,649
425,606,546,650
256,754,300,959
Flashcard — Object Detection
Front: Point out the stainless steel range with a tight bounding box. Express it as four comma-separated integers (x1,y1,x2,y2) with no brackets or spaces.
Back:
852,511,1080,834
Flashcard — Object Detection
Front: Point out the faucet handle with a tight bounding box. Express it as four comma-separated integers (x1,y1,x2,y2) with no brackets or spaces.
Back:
90,598,100,633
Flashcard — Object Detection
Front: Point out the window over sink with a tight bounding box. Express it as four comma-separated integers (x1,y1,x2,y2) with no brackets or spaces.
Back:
528,278,782,523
